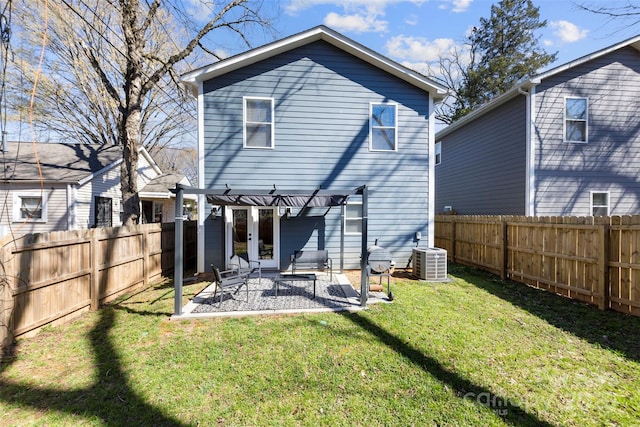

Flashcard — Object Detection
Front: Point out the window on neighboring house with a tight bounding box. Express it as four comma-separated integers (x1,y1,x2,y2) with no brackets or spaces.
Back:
370,103,397,151
590,191,609,216
345,199,363,235
435,141,442,165
244,97,274,148
95,196,112,227
565,97,588,143
13,192,47,222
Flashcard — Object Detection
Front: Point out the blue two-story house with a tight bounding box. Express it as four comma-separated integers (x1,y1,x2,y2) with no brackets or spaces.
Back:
435,34,640,216
181,26,447,274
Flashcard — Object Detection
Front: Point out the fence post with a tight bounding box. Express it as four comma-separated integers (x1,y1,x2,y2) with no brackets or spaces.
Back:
598,221,610,310
451,217,457,263
142,225,149,288
501,219,508,279
0,246,14,354
90,229,100,310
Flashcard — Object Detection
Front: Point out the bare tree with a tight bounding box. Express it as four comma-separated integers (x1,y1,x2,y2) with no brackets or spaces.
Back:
577,1,640,32
9,0,272,224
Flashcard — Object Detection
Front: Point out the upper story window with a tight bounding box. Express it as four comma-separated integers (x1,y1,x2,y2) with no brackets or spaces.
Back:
244,97,274,149
590,191,609,216
565,97,588,143
13,191,47,222
370,103,397,151
435,142,442,165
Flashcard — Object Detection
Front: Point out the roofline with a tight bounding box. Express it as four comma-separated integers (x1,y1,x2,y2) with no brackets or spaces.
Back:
531,33,640,83
436,33,640,140
181,25,448,100
78,145,158,186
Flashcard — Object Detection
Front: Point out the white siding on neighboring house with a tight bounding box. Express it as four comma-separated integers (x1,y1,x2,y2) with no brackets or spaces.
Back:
0,183,69,236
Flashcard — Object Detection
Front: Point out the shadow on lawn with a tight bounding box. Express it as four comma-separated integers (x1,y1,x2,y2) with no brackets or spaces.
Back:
342,311,553,426
450,263,640,363
0,307,186,426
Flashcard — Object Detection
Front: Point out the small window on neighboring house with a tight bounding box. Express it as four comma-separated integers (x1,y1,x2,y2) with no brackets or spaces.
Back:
345,199,363,235
435,142,442,165
95,196,112,228
591,192,609,216
370,103,397,151
244,97,274,148
13,192,47,222
565,97,588,143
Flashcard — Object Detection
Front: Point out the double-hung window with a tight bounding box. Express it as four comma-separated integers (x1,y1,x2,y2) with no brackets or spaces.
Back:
435,141,442,165
244,97,274,149
13,191,47,222
95,196,113,227
370,103,397,151
590,191,609,216
344,198,363,235
565,97,588,143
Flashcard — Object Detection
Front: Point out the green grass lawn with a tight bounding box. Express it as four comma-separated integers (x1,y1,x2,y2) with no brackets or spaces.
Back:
1,264,639,426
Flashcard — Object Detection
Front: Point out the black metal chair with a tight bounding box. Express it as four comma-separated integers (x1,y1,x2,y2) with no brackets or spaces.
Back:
211,267,250,307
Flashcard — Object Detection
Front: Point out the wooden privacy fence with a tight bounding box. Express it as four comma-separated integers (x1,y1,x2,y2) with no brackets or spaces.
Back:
435,215,640,317
0,222,196,350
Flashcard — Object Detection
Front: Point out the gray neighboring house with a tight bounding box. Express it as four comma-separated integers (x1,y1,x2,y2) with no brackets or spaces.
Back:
181,26,447,272
0,142,190,240
435,34,640,216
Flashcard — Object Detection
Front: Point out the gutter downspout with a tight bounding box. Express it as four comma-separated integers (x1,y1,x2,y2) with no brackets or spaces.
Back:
518,85,536,216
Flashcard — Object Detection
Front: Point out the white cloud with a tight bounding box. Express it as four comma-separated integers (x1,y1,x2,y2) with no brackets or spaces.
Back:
286,0,426,15
324,11,388,33
438,0,473,13
550,20,589,43
405,13,419,26
385,35,458,62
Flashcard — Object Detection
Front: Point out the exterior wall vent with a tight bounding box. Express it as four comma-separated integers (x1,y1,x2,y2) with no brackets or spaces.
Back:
413,248,447,281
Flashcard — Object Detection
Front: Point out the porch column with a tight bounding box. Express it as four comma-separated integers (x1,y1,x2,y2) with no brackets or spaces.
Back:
174,185,184,316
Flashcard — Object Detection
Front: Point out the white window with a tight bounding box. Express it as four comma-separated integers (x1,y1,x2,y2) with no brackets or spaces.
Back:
244,97,274,149
565,97,588,143
370,103,397,151
344,199,362,235
590,191,609,216
13,191,47,222
435,141,442,165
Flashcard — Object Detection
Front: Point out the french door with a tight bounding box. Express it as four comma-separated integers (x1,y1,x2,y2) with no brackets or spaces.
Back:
225,206,279,269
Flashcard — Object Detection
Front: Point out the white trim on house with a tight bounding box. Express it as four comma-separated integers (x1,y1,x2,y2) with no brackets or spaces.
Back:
428,95,436,247
563,96,589,144
13,190,48,223
243,96,275,149
524,85,537,216
197,81,206,273
369,102,398,152
590,191,610,216
181,26,448,100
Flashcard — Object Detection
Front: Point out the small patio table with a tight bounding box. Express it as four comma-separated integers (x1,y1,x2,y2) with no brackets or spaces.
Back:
274,273,317,299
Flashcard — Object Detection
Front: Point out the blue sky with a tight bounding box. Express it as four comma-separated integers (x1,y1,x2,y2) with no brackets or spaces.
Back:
265,0,640,75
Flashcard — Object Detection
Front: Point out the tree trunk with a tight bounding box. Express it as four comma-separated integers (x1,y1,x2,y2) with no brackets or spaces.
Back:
121,110,141,226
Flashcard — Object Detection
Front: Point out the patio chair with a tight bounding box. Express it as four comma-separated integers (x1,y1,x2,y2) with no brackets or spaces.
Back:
211,266,250,307
229,254,262,286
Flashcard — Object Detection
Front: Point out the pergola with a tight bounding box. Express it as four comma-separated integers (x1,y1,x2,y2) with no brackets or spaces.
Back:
172,184,370,316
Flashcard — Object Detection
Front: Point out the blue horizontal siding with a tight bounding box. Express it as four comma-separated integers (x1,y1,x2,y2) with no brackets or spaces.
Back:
201,40,432,268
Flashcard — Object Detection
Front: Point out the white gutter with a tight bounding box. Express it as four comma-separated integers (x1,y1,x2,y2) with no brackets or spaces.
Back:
518,85,537,216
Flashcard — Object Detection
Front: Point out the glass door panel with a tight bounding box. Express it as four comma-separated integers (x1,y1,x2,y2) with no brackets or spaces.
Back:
257,208,274,260
232,209,248,259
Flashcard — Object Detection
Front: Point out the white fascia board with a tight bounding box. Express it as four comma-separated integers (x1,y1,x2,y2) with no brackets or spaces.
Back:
181,26,448,100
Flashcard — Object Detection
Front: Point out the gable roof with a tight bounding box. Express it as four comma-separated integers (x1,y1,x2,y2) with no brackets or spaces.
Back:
140,172,194,199
437,33,640,139
181,25,448,101
0,142,160,184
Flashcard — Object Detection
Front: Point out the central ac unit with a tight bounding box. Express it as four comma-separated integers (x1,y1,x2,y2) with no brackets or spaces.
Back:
413,248,447,281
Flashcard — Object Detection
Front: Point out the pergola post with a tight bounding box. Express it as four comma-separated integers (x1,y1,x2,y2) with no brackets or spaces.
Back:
359,185,368,307
174,185,184,316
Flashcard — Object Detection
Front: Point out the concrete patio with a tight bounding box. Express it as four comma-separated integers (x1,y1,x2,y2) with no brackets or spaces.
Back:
177,272,391,318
